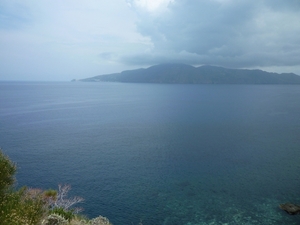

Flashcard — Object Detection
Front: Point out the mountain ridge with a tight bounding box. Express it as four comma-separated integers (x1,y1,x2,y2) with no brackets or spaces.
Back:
80,64,300,84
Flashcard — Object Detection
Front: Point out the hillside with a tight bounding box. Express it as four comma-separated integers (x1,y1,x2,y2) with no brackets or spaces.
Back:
80,64,300,84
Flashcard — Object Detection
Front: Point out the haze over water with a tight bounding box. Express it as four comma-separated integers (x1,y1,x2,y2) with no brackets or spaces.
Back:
0,81,300,225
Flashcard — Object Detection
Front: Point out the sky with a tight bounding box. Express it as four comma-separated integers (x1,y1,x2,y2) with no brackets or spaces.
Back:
1,0,300,81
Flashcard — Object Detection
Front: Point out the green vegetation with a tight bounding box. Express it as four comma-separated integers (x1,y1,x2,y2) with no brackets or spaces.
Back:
0,150,16,193
49,208,75,222
0,149,113,225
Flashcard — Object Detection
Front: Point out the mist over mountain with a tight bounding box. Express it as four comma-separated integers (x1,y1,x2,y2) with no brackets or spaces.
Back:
81,64,300,84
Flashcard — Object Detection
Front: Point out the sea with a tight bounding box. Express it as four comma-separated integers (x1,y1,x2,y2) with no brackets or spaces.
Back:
0,81,300,225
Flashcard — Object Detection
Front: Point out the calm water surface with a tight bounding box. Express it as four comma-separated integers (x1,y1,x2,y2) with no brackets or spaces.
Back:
0,81,300,225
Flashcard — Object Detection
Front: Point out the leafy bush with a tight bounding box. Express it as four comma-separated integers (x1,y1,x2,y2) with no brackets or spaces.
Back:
44,189,57,199
0,149,113,225
42,213,68,225
89,216,113,225
0,150,46,224
67,216,113,225
0,149,16,194
49,207,75,222
0,187,46,225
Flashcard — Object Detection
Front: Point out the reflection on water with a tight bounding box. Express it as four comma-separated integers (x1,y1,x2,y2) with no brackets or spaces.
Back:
0,82,300,224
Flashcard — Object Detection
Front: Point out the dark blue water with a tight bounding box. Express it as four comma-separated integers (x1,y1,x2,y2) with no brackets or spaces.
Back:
1,81,300,225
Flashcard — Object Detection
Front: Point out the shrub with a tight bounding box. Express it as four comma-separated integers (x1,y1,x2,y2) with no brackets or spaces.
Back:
0,149,112,225
49,207,75,222
90,216,113,225
44,189,57,200
0,150,46,224
49,184,84,213
42,213,68,225
0,188,46,225
69,216,89,225
0,149,16,194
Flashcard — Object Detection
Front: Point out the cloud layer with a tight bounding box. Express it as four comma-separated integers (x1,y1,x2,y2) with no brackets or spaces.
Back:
0,0,146,80
122,0,300,71
1,0,300,80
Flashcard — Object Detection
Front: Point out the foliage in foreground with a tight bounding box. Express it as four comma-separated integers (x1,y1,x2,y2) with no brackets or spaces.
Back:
0,149,113,225
0,187,46,225
0,149,16,193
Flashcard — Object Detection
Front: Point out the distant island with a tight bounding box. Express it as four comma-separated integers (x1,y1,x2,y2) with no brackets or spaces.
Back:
80,64,300,84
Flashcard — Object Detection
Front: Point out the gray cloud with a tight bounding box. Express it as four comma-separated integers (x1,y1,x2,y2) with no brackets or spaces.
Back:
121,0,300,70
1,0,300,80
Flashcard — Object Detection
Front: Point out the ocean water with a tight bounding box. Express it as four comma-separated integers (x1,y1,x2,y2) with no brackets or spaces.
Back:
0,81,300,225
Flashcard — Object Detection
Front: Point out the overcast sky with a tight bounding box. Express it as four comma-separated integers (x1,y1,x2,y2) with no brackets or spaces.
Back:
1,0,300,81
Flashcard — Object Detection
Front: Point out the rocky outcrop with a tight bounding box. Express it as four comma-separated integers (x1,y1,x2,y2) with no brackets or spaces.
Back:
279,203,300,215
